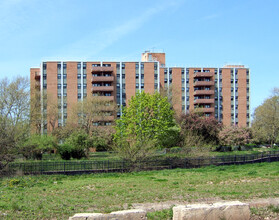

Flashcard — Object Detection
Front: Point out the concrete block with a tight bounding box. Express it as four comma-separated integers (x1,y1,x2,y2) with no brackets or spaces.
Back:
173,201,250,220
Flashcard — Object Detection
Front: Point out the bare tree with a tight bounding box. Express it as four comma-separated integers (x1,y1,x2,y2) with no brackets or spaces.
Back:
0,76,30,174
69,95,116,134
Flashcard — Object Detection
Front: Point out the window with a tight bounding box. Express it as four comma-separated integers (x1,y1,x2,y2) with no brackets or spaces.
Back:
135,63,139,69
141,83,144,88
77,84,81,89
136,74,139,79
122,74,125,79
77,63,81,69
136,83,139,88
83,63,87,69
83,74,87,79
57,74,61,79
63,74,67,79
83,84,87,88
77,74,81,79
58,84,61,89
43,85,47,89
63,103,67,108
122,63,125,69
63,84,67,89
141,63,144,69
105,122,112,126
58,94,61,98
117,83,120,88
154,74,158,79
63,93,67,97
182,87,185,91
103,64,111,67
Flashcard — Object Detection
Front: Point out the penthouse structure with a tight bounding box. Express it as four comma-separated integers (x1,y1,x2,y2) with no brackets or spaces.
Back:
30,51,250,134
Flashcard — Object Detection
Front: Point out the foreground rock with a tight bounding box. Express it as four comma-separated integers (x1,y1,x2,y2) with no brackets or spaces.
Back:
173,201,250,220
69,209,147,220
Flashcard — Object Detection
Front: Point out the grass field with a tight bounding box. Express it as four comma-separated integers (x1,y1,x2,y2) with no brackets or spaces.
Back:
1,162,279,219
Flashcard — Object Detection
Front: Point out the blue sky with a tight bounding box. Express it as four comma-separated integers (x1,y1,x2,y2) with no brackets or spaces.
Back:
0,0,278,114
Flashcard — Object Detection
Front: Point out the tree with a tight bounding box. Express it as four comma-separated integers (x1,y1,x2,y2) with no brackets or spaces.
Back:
113,91,179,161
179,111,222,146
0,77,30,173
20,134,56,160
252,88,279,145
30,89,42,134
218,126,251,146
63,130,94,159
68,95,116,134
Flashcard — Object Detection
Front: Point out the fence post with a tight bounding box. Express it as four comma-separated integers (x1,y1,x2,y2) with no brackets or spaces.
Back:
64,162,66,174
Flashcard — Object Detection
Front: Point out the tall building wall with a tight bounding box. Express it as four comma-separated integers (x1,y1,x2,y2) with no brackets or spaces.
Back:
30,52,250,134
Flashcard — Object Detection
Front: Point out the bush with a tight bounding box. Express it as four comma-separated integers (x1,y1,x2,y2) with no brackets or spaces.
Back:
56,130,94,160
56,144,72,160
20,135,56,160
169,146,182,153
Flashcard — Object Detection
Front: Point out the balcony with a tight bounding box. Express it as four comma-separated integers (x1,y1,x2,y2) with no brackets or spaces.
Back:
194,81,214,87
94,96,114,102
194,72,214,78
35,72,40,80
195,107,215,113
93,115,114,122
194,90,214,96
194,99,214,104
92,76,114,83
92,66,113,73
91,86,114,92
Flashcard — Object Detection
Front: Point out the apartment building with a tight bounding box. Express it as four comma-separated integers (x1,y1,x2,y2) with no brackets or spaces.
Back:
30,51,250,134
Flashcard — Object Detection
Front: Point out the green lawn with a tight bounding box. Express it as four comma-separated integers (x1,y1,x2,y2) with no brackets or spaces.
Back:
1,162,279,219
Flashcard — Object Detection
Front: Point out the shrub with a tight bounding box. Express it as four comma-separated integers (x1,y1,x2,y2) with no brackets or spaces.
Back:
56,144,72,160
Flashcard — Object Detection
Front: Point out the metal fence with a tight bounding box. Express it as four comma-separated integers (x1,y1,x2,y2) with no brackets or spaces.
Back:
6,150,279,176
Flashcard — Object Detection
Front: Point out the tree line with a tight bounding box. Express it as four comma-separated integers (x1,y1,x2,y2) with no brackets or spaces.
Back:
1,76,278,173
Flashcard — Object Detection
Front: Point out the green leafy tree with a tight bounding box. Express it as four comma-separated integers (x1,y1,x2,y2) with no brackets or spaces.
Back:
63,130,94,159
113,92,179,161
20,134,56,160
252,88,279,145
